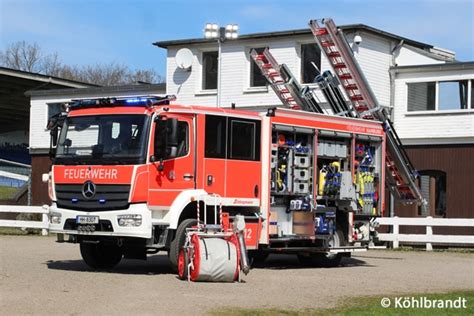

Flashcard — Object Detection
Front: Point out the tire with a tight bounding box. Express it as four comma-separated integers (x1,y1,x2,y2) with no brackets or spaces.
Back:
248,250,269,267
169,218,197,272
297,230,345,268
80,243,123,269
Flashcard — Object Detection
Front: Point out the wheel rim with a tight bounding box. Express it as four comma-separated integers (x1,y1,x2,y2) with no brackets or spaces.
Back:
177,249,185,279
328,232,340,248
326,232,340,259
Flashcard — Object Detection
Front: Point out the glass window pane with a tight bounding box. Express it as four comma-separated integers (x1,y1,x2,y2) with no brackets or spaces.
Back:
48,103,63,119
418,170,447,217
230,120,255,160
205,115,226,158
56,114,149,165
202,51,218,90
250,47,267,87
438,81,468,110
407,82,436,111
301,44,321,84
228,119,260,161
176,121,189,158
471,80,474,109
419,175,430,216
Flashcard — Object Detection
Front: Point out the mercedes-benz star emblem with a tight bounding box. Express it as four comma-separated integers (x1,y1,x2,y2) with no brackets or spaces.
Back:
82,181,96,200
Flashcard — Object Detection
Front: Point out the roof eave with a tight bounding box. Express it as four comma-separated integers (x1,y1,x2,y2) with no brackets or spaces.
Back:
0,67,97,88
153,24,434,51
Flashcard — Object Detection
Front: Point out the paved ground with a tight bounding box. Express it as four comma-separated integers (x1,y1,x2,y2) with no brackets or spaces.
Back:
0,236,473,315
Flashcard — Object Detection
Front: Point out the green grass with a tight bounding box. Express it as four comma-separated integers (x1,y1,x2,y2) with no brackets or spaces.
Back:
0,186,19,199
210,291,474,316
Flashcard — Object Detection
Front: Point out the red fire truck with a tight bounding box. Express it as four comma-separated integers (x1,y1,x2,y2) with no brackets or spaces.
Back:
46,98,385,269
45,18,424,272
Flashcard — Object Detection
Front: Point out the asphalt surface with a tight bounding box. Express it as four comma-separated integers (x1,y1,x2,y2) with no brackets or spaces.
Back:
0,236,473,315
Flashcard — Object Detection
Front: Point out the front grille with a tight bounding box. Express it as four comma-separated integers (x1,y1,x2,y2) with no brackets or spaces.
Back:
56,184,130,211
64,219,114,232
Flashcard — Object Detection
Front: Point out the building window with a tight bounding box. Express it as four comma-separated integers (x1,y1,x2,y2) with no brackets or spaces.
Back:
438,80,469,110
301,43,321,84
250,47,267,87
407,82,436,111
202,51,218,90
471,80,474,109
205,115,260,161
47,103,64,119
407,80,472,112
418,170,446,217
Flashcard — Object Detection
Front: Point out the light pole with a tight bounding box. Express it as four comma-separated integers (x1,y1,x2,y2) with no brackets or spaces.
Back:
204,23,239,107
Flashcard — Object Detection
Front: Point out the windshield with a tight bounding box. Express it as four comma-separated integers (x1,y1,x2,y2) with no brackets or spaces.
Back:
55,114,150,165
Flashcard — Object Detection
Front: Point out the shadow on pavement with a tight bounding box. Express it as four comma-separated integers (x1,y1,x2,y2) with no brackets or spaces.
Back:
252,254,375,270
45,254,174,275
46,253,375,274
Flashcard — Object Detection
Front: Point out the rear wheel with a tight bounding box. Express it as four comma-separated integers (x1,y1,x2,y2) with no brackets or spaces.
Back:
80,243,123,269
297,230,344,268
248,250,269,267
169,218,197,272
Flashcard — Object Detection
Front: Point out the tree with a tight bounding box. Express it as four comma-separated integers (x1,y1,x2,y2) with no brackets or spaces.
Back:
0,41,164,86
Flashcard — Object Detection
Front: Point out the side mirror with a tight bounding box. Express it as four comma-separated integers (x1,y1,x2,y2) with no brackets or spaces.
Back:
50,128,59,147
149,155,164,171
46,112,66,160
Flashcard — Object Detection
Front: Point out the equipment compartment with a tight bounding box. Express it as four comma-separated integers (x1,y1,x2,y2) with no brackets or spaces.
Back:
271,127,313,196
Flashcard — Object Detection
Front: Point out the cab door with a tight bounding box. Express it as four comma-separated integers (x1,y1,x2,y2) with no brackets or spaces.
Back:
148,114,195,208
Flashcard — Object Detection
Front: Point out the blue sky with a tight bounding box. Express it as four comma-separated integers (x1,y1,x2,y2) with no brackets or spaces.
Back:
1,0,473,78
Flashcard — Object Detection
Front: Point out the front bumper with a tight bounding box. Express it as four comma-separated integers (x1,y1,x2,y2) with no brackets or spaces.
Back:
48,203,152,239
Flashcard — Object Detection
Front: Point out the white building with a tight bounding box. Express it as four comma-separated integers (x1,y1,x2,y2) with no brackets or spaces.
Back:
154,23,474,219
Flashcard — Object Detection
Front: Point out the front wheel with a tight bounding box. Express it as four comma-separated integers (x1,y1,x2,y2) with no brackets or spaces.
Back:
80,243,123,269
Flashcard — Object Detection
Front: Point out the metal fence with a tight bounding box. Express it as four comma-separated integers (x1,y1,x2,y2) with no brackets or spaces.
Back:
0,159,32,204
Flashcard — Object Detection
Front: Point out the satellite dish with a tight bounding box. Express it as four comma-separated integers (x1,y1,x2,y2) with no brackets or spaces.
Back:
175,48,193,70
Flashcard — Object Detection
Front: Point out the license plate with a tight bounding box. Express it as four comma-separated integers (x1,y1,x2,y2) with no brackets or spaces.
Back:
76,215,99,224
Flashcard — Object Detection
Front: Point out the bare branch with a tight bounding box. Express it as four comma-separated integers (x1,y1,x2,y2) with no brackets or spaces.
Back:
0,41,164,86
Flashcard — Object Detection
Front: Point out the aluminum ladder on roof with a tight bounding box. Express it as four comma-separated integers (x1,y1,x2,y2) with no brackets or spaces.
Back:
250,48,358,117
309,18,425,205
250,48,324,113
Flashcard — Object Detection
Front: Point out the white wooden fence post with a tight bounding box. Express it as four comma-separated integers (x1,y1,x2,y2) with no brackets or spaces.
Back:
426,216,433,251
393,216,399,249
41,205,49,236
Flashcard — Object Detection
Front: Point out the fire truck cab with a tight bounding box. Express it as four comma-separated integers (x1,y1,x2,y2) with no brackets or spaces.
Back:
46,96,384,270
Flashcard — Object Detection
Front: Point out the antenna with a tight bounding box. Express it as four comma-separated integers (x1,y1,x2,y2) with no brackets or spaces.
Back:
175,48,193,71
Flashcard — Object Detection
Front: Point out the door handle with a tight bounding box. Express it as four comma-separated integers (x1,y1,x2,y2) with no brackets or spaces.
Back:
183,173,194,180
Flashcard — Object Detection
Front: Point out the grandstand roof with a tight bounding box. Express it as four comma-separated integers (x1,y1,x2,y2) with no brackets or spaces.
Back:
0,67,94,133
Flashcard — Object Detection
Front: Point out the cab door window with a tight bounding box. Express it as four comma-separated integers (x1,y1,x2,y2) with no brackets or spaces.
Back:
204,115,260,161
154,120,189,159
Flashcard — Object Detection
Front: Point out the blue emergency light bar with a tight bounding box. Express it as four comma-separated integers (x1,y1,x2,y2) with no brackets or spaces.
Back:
67,95,176,110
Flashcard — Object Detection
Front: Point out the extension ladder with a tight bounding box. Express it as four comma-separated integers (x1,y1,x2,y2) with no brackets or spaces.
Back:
309,18,425,204
251,48,326,113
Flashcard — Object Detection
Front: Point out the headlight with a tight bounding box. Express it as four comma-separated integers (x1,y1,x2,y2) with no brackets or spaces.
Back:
50,212,62,224
117,214,142,227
